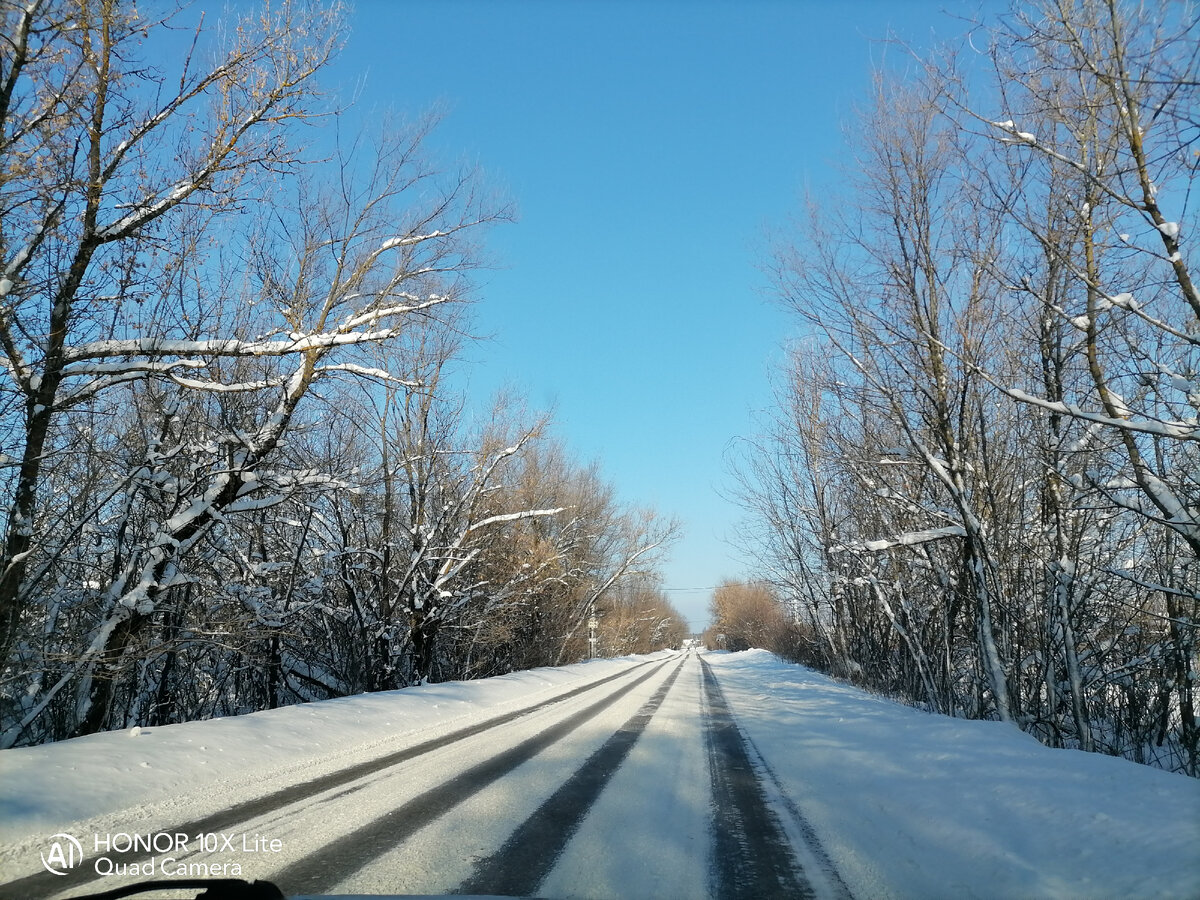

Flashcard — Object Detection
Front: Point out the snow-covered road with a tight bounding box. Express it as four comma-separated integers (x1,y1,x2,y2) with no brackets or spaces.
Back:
2,650,1198,899
4,652,836,898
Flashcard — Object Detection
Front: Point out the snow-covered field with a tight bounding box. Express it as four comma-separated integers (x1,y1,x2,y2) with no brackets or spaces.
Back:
1,649,1197,899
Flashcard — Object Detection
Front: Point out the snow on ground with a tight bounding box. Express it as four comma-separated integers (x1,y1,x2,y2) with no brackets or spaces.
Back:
0,654,665,851
708,649,1200,900
537,654,710,900
2,648,1198,899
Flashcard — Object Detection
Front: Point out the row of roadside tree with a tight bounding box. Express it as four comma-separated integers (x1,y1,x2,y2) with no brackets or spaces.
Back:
0,0,683,748
732,0,1198,776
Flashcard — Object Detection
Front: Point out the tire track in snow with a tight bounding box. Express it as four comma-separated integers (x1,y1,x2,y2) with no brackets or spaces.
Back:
701,656,816,899
273,657,679,895
4,657,663,900
740,726,855,900
455,655,687,896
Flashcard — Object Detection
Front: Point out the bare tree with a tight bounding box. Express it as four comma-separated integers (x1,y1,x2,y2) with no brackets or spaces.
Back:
706,580,790,654
0,2,516,744
598,578,688,656
0,0,344,667
742,0,1198,772
958,0,1199,769
771,74,1021,721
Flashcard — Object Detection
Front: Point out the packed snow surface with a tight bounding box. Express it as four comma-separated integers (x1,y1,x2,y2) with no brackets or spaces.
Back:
0,655,664,846
1,649,1197,899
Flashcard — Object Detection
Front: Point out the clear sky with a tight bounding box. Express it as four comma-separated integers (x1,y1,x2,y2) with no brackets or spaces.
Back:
325,0,985,631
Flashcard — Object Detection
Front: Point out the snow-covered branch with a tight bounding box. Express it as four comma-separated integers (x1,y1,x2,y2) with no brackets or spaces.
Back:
1001,387,1199,441
835,525,968,554
465,508,566,535
61,327,411,364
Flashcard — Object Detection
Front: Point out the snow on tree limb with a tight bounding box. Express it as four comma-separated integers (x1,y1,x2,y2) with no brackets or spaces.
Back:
62,327,406,363
835,525,969,553
312,363,422,386
60,359,208,378
465,508,567,534
1002,387,1200,441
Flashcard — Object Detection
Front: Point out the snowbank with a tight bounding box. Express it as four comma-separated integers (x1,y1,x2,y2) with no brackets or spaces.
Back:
708,649,1200,899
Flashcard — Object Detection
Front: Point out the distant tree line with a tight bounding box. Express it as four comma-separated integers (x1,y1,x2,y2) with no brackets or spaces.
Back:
0,0,680,748
735,0,1198,775
703,580,797,655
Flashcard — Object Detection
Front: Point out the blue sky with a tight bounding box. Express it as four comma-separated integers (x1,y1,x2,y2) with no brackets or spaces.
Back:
327,1,982,630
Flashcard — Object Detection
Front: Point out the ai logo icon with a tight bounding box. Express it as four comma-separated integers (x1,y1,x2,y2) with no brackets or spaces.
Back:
41,833,83,875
